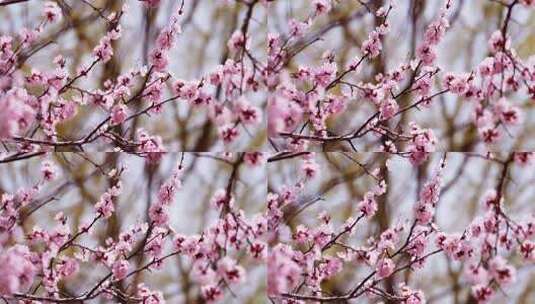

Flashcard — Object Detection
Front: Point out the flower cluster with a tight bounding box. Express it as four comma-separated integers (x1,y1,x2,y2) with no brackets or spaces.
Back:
266,152,535,304
1,0,535,303
0,153,268,303
266,0,535,153
0,0,266,158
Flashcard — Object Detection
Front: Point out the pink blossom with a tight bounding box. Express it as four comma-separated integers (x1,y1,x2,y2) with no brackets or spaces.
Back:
90,92,114,109
407,230,428,258
398,285,426,304
488,256,516,285
95,192,115,218
137,283,165,303
149,49,169,72
142,0,161,7
514,152,535,166
312,223,333,248
227,31,248,54
320,256,342,279
56,99,77,121
293,225,311,244
56,258,79,278
314,62,337,87
209,103,232,126
201,284,224,302
519,241,535,260
415,161,445,225
41,160,58,181
471,285,494,303
217,257,245,284
156,168,182,205
301,159,319,179
112,259,130,280
26,69,47,86
107,25,122,40
362,30,383,58
416,44,437,66
481,189,498,210
43,1,62,23
376,257,395,279
192,263,216,285
379,98,399,120
408,123,436,165
244,152,265,167
488,30,506,53
144,81,164,103
423,17,449,45
442,73,471,95
156,24,181,50
110,104,128,125
235,98,262,125
479,57,496,76
0,88,36,139
174,80,199,100
419,174,442,205
145,230,165,258
312,0,332,16
292,66,312,82
358,191,378,218
19,27,38,46
268,245,301,296
249,241,267,260
494,98,521,126
324,94,347,115
379,228,401,251
268,95,303,137
436,233,473,261
92,36,113,63
137,129,165,163
149,203,169,226
219,124,239,144
413,75,431,96
0,245,36,296
479,126,501,144
464,263,489,285
1,1,534,302
209,65,224,85
414,202,434,225
210,189,232,210
288,19,309,38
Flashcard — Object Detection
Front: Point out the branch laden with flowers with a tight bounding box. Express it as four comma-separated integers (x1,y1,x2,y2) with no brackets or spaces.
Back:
266,152,535,303
1,0,535,304
268,0,535,153
1,0,266,160
0,152,267,303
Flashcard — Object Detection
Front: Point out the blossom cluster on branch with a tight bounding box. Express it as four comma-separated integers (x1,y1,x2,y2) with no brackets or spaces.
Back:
0,0,535,303
266,151,535,303
267,0,535,152
1,0,265,157
1,152,268,303
1,151,534,303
